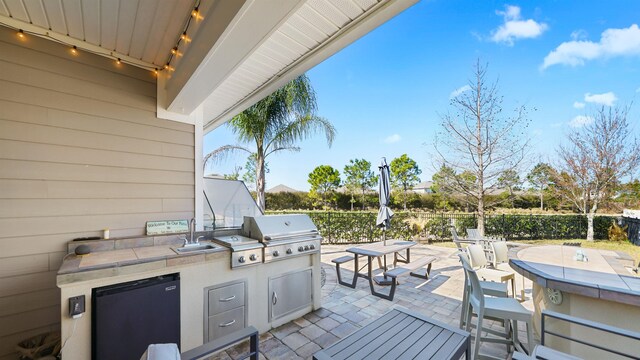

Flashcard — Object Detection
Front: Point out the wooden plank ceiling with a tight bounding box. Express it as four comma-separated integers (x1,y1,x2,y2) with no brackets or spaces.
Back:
0,0,194,67
201,0,381,130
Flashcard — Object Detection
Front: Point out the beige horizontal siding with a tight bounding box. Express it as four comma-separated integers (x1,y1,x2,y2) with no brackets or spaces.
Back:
0,160,194,185
0,100,193,145
0,180,194,199
0,26,195,358
0,119,193,158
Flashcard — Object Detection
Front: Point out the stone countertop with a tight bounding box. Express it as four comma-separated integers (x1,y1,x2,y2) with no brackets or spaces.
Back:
57,243,229,285
509,245,640,307
57,229,241,285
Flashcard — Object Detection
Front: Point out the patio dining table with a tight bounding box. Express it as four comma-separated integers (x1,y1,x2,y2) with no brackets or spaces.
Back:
313,306,470,359
345,240,416,298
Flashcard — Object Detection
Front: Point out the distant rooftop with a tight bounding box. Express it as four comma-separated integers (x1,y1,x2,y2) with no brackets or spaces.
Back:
266,184,301,193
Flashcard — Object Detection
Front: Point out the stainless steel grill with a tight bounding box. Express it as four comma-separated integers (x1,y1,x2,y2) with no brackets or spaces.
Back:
242,214,321,263
212,235,263,268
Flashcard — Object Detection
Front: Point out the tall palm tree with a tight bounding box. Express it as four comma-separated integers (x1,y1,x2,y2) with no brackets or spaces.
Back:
204,75,336,210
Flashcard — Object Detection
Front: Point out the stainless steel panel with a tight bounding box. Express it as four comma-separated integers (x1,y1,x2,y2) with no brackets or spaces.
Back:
208,282,245,315
243,214,317,240
208,306,245,340
263,239,320,263
269,269,312,321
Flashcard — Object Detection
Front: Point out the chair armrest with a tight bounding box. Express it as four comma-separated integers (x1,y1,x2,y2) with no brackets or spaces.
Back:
511,351,532,360
181,326,258,360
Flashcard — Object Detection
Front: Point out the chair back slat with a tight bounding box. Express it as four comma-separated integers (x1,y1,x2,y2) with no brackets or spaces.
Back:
458,252,484,308
491,241,509,265
467,244,488,268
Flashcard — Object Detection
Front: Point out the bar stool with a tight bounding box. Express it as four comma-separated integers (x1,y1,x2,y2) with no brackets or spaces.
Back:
458,253,535,359
468,244,516,297
458,251,509,329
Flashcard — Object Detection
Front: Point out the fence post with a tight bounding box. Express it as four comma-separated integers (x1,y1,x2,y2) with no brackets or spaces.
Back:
502,214,506,239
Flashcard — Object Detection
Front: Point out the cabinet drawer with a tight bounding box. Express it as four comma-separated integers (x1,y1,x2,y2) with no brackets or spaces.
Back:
208,282,244,314
208,306,245,340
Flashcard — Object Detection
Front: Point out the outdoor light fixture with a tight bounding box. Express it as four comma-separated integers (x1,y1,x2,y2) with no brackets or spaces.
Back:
17,29,25,39
191,7,199,18
115,58,121,65
70,46,78,55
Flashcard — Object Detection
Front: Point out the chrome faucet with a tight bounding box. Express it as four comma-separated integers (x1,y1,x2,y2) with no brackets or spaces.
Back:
183,218,202,247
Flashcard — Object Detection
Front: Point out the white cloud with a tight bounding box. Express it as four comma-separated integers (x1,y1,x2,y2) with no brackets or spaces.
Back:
584,92,617,106
569,115,594,128
383,134,401,144
573,101,585,109
450,85,471,98
490,5,548,45
542,24,640,69
570,29,588,41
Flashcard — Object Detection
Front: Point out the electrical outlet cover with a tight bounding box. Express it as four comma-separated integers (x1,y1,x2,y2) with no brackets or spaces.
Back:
69,295,85,317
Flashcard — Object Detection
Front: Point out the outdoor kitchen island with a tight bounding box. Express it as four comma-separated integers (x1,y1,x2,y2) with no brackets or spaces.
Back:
56,219,322,360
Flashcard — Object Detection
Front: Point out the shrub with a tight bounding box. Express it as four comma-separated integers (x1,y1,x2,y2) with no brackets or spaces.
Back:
608,220,629,242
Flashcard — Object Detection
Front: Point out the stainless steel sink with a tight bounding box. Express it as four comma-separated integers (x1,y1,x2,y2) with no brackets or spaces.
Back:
171,243,218,254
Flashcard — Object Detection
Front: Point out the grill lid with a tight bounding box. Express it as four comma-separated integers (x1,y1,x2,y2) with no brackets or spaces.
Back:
242,214,318,241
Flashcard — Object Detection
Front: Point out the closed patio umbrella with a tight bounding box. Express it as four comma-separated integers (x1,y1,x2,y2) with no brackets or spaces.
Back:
375,157,394,285
376,157,394,245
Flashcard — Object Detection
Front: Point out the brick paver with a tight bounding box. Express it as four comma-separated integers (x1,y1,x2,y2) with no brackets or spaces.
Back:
209,244,536,360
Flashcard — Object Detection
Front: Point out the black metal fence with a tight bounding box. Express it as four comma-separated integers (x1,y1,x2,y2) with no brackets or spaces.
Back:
268,211,617,244
622,216,640,245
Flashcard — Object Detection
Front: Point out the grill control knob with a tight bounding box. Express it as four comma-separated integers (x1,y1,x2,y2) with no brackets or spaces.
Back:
298,246,304,252
304,245,309,251
309,244,315,250
249,254,257,261
238,256,246,263
286,248,293,254
273,250,279,257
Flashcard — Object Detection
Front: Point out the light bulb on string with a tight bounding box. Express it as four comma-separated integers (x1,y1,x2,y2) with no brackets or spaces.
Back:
115,58,121,65
17,29,25,39
70,46,78,55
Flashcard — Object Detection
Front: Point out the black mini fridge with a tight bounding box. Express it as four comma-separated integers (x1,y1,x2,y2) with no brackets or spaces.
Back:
92,273,180,360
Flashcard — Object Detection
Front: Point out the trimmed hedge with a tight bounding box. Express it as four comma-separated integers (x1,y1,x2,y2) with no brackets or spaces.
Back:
267,211,616,243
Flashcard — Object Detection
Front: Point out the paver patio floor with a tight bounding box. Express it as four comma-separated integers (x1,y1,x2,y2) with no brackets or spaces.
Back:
210,244,535,360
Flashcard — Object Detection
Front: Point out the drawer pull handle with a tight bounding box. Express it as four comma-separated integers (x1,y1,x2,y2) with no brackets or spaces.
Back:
219,295,236,302
272,291,278,305
219,319,236,327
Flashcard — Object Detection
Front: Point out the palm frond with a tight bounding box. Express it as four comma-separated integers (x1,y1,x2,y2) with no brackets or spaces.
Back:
203,145,252,171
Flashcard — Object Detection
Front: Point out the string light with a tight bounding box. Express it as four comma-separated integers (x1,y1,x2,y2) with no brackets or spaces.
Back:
70,46,78,55
115,58,121,65
171,47,178,55
17,29,25,39
191,7,199,18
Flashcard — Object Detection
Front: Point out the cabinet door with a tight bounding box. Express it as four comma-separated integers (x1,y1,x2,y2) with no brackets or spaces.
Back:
269,269,312,321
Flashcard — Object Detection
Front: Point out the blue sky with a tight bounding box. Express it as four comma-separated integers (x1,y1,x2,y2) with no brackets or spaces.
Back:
204,0,640,192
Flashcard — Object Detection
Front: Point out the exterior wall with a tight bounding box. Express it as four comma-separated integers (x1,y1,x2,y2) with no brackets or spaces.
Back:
0,27,194,359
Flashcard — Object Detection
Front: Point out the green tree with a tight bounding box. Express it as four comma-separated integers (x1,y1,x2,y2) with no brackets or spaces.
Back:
203,75,336,211
497,169,522,207
241,154,269,191
308,165,341,208
224,165,242,181
390,154,422,210
344,159,377,210
526,162,555,210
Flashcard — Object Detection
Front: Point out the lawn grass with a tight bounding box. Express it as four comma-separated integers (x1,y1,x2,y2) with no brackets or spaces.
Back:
432,239,640,264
